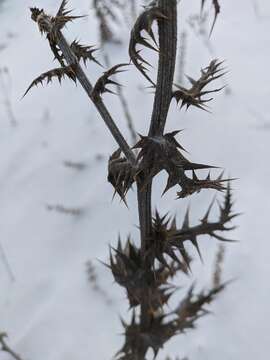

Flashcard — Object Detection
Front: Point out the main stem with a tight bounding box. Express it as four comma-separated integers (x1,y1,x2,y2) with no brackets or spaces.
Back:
137,0,177,356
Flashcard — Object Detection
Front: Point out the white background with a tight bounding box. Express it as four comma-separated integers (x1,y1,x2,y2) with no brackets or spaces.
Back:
0,0,269,359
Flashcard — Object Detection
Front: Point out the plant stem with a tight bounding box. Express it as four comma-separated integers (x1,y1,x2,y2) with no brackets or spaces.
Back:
0,333,23,360
149,0,178,136
103,52,137,145
136,0,178,351
56,32,136,165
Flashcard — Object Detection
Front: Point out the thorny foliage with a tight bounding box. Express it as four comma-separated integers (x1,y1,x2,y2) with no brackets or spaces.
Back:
129,6,167,86
116,282,224,359
133,130,233,198
23,66,76,97
173,59,225,112
93,63,129,99
25,1,237,359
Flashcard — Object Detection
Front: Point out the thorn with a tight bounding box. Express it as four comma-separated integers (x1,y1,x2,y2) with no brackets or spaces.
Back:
182,205,190,229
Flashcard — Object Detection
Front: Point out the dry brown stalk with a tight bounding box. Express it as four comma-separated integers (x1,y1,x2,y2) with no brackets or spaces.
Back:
25,1,237,359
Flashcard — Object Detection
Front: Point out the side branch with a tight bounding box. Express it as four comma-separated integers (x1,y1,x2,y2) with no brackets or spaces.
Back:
28,9,135,165
57,33,136,165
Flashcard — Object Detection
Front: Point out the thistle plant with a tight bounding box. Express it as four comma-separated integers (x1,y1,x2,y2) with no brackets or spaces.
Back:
24,0,238,359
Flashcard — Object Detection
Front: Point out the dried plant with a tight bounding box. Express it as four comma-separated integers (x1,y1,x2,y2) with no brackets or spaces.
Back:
25,1,238,359
23,65,76,97
93,63,129,98
0,333,24,360
173,59,225,112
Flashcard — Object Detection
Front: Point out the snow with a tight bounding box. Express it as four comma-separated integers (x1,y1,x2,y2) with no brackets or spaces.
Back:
0,0,269,359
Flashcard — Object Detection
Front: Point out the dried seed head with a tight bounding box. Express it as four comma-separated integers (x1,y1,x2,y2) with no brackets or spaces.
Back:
30,7,44,22
107,149,135,204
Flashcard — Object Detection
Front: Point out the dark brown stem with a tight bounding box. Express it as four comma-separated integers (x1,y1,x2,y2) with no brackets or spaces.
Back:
0,333,24,360
149,0,177,136
56,32,136,165
136,0,178,351
103,53,137,145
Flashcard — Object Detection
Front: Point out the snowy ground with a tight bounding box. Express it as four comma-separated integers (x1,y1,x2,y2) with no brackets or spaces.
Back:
0,0,269,359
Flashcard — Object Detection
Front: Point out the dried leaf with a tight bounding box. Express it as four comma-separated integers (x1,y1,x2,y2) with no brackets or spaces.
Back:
53,0,85,31
173,59,225,112
23,66,76,97
169,184,239,259
129,6,167,85
176,170,234,199
93,63,129,99
70,40,102,66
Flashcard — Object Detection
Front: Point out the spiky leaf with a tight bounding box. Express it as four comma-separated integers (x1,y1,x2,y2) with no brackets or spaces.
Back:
173,59,225,112
129,6,167,85
70,40,102,66
93,63,129,99
23,66,76,97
